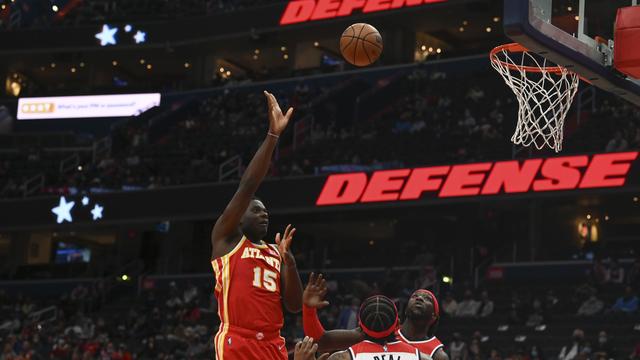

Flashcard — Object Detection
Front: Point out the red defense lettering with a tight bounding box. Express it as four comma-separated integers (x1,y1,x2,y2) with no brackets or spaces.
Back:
337,0,366,16
280,0,316,25
311,0,341,20
316,173,367,205
439,163,493,197
579,151,639,188
399,166,450,200
360,169,411,202
363,0,392,12
533,155,589,191
390,0,423,9
481,159,543,195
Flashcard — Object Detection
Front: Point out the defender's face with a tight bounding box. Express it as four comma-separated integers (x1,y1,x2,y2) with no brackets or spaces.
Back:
241,200,269,239
407,292,435,320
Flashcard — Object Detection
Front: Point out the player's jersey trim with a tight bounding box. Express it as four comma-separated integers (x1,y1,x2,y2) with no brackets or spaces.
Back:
397,331,436,344
430,343,444,356
362,340,403,345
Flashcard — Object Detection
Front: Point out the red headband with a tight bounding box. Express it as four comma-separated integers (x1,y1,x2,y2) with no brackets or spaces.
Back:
358,296,399,339
412,289,440,324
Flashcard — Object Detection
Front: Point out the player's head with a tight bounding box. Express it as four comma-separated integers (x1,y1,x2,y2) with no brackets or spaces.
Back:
405,289,440,334
358,295,399,342
240,197,268,241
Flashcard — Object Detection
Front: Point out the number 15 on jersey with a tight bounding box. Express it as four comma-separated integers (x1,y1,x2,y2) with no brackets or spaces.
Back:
253,266,278,292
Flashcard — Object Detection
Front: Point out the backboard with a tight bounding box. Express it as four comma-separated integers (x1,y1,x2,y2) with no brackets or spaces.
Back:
503,0,640,106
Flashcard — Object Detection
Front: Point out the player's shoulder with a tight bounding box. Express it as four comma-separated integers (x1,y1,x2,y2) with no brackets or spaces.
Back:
211,234,246,260
432,347,449,360
328,350,351,360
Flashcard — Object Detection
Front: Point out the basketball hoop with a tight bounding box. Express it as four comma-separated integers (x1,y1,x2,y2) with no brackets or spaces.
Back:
490,43,580,152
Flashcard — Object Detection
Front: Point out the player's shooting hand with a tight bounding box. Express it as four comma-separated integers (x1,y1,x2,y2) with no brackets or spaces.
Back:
264,91,294,136
294,336,330,360
275,224,296,266
303,273,330,309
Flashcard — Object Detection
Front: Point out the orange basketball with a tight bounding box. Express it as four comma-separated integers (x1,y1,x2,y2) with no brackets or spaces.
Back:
340,23,383,67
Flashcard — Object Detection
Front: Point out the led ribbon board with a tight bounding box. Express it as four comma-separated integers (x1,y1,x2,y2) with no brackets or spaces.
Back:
316,152,640,205
17,93,161,120
280,0,448,25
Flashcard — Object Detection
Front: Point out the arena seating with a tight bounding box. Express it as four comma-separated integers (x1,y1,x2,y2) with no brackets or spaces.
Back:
2,59,638,199
1,261,639,359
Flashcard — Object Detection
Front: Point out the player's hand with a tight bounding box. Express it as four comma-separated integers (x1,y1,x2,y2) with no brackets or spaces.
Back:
264,91,294,136
294,336,329,360
303,273,330,309
275,224,296,266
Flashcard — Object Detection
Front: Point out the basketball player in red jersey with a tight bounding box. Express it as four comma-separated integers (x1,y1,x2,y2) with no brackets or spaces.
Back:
303,273,449,360
326,295,433,360
210,91,303,360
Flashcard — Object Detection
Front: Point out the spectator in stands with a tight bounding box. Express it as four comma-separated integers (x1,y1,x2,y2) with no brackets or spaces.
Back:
336,297,360,330
605,130,629,152
607,259,625,287
544,289,560,314
448,332,469,360
611,286,639,313
590,258,609,287
488,349,502,360
592,330,616,360
468,337,483,360
414,265,437,291
627,257,640,289
455,290,480,317
558,328,591,360
577,292,604,316
529,344,545,360
508,292,525,325
477,290,494,318
630,340,640,360
525,298,545,327
442,293,458,317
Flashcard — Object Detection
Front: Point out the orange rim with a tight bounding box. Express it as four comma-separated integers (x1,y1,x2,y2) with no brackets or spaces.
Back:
490,43,566,74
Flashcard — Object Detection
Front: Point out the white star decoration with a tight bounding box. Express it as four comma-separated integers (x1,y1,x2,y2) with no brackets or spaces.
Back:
95,24,118,46
51,196,75,224
133,30,146,44
91,204,104,220
81,196,90,206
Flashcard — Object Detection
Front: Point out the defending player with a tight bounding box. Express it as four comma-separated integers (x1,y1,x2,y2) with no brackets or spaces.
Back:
326,295,433,360
303,273,449,360
210,91,303,360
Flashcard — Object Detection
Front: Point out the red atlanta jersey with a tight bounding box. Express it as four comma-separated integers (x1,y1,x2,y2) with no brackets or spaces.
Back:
211,236,284,335
396,330,444,358
348,340,421,360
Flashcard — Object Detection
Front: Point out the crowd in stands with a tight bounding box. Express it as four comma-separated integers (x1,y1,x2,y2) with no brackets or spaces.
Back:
1,256,640,359
0,0,278,30
1,61,639,199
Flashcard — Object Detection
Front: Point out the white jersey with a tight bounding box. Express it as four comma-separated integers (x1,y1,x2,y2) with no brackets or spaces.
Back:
348,340,422,360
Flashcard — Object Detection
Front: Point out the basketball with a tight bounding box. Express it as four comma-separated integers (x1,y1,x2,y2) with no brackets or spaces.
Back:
340,23,383,67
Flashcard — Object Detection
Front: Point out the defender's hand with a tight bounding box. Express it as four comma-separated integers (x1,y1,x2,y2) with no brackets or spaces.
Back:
264,91,294,136
275,224,296,266
303,273,330,309
294,336,329,360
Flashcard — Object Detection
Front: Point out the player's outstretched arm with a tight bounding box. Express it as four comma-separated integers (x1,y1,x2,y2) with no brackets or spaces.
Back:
210,91,293,259
303,273,364,352
278,224,303,313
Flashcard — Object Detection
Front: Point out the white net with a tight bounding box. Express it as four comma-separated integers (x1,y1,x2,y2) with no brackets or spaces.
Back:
490,45,580,152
